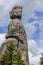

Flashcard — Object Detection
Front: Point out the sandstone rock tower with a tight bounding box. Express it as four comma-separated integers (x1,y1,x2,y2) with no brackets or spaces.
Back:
0,6,29,65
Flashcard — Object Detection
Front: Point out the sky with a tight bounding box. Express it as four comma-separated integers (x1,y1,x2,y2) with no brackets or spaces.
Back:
0,0,43,65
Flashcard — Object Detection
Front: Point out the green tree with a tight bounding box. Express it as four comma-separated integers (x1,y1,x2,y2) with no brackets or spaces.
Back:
40,53,43,65
0,41,24,65
0,41,15,65
13,50,24,65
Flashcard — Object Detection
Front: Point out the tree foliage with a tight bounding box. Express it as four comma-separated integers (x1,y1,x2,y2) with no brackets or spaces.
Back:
13,51,24,65
0,41,24,65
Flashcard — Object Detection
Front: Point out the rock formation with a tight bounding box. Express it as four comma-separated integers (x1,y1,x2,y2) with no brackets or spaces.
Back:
0,6,29,65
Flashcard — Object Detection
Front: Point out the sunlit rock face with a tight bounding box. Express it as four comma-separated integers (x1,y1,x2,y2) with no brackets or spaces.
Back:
0,6,29,65
10,6,22,20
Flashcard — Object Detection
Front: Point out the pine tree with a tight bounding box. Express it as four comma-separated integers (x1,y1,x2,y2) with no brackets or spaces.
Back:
0,41,24,65
40,53,43,65
13,50,24,65
0,41,15,65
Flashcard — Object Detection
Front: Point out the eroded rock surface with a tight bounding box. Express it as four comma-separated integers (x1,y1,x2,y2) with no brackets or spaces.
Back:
0,6,29,65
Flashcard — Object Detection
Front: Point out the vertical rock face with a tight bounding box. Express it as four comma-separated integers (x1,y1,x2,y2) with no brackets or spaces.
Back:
0,6,29,65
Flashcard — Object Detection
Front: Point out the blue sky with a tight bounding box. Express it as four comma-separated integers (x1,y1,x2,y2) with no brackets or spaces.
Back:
0,0,43,65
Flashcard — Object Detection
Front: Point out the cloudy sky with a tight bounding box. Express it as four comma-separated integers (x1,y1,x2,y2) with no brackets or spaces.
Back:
0,0,43,65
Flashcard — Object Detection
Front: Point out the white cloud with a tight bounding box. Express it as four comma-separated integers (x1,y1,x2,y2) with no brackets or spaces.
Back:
28,39,38,55
28,39,43,65
25,22,36,39
28,39,43,54
0,33,6,47
29,51,41,65
28,39,36,47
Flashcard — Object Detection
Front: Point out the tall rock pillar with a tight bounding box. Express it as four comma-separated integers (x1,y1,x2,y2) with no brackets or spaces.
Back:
0,6,29,65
